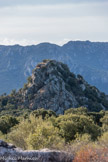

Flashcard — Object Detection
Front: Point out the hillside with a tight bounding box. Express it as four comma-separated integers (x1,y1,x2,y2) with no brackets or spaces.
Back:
0,41,108,94
0,60,108,115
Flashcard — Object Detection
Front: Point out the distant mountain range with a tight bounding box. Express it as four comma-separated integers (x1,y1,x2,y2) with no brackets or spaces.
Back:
0,40,108,94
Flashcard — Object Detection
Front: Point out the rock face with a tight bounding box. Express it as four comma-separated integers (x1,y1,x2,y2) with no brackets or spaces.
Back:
20,60,108,113
0,140,73,162
24,60,78,114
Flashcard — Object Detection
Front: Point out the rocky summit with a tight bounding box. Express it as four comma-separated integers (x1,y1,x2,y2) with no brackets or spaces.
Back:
18,59,108,113
0,59,108,114
24,60,78,114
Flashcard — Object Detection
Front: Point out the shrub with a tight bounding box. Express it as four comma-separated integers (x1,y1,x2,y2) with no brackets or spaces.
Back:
27,121,64,150
59,120,78,142
101,115,108,132
55,114,100,142
8,115,63,150
88,111,105,126
0,116,19,134
0,131,6,141
65,107,88,115
68,77,77,87
73,145,108,162
31,108,56,119
8,115,41,149
98,132,108,147
75,133,91,143
27,76,32,83
10,89,17,96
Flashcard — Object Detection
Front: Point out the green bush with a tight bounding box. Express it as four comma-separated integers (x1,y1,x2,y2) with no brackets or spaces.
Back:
88,111,105,126
8,115,41,149
65,107,88,115
98,131,108,144
27,76,32,84
27,121,64,150
100,114,108,132
0,116,19,134
31,108,56,119
75,133,91,142
8,115,63,150
55,114,100,142
0,107,107,151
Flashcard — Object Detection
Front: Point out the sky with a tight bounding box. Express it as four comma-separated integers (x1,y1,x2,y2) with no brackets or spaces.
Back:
0,0,108,45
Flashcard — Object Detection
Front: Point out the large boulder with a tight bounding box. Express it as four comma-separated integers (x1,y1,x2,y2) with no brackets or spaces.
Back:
0,140,73,162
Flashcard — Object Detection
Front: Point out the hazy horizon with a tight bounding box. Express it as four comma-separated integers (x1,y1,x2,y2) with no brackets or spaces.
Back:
1,40,108,47
0,0,108,45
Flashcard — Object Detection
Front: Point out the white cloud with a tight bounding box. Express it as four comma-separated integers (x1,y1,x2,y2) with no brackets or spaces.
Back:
0,2,108,45
0,38,40,46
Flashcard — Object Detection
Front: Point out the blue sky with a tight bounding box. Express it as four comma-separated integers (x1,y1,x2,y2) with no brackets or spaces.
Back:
0,0,108,45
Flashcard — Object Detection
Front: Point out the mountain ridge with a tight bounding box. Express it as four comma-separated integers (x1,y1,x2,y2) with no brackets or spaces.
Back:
0,40,108,94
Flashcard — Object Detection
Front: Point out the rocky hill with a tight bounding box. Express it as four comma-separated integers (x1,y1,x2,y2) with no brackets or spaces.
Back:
0,41,108,94
0,60,108,114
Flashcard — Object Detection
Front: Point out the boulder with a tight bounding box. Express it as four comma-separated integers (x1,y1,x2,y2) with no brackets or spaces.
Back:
0,140,73,162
